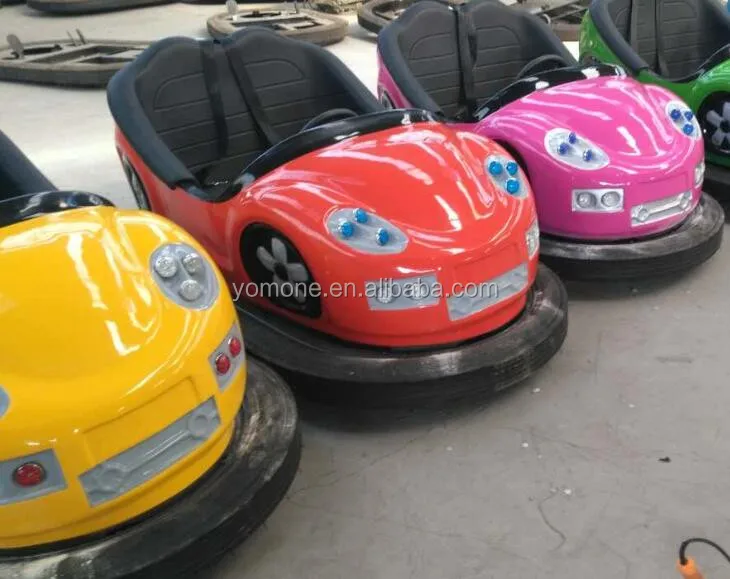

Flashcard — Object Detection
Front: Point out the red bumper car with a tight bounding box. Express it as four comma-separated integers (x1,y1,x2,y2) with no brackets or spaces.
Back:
107,29,568,405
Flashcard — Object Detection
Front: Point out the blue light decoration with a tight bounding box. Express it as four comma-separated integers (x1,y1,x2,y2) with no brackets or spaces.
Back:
568,132,578,144
353,208,368,224
505,178,520,195
376,228,390,245
505,161,519,176
670,108,682,121
682,123,694,135
684,110,694,121
339,221,355,238
583,149,594,162
488,160,504,175
557,142,570,155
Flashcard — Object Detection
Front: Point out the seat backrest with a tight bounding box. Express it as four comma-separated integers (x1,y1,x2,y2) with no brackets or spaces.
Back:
463,0,575,100
614,0,663,73
115,29,380,189
379,0,574,118
605,0,632,39
224,29,381,139
606,0,719,78
384,1,464,118
133,38,264,183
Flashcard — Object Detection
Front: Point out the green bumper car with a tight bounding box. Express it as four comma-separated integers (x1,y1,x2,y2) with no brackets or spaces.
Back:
580,0,730,196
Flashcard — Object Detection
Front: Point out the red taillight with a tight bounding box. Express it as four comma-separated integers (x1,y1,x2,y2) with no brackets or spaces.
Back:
13,462,46,487
228,337,242,357
215,353,231,375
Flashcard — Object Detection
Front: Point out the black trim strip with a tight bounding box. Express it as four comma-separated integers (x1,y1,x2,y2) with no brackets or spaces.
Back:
0,191,114,229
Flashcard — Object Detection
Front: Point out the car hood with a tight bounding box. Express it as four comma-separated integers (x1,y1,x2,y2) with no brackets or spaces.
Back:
0,207,205,387
485,77,699,175
247,123,532,252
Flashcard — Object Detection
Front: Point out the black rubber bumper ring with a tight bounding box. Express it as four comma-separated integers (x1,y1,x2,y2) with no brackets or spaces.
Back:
239,264,568,407
26,0,168,14
0,359,301,579
539,193,724,282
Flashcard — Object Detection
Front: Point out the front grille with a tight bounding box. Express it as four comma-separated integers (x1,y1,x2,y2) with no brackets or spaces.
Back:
631,191,692,226
80,398,221,507
447,263,528,321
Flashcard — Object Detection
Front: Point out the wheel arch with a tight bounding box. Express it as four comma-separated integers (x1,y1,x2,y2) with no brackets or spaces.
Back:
238,222,323,318
696,91,730,156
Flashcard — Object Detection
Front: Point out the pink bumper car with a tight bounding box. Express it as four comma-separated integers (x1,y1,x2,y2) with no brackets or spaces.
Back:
377,0,724,280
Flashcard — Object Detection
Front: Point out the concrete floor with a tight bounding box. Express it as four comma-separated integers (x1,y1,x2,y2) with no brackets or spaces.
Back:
2,5,730,578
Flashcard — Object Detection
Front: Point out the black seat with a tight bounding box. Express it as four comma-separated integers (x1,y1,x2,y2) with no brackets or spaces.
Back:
107,28,382,200
378,0,575,120
0,129,114,226
588,0,730,80
0,129,55,201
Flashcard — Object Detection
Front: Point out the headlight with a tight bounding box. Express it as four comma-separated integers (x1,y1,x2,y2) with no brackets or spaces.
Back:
572,188,624,212
327,207,408,254
525,219,540,258
666,100,701,140
695,160,705,188
485,155,528,198
545,129,609,170
365,274,439,311
151,243,219,309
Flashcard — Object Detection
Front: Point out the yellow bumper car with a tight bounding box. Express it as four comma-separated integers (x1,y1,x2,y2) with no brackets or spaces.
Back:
0,130,301,578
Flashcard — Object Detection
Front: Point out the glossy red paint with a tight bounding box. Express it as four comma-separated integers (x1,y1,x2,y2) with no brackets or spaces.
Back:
116,122,539,347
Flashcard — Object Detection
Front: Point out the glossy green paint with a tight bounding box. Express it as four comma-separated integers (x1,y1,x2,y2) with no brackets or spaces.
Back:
579,12,730,168
579,15,623,67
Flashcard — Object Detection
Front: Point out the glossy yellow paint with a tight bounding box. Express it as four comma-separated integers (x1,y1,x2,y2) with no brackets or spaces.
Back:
0,206,245,548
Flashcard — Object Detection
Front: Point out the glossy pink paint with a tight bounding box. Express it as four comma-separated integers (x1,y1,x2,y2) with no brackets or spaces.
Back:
378,55,705,240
